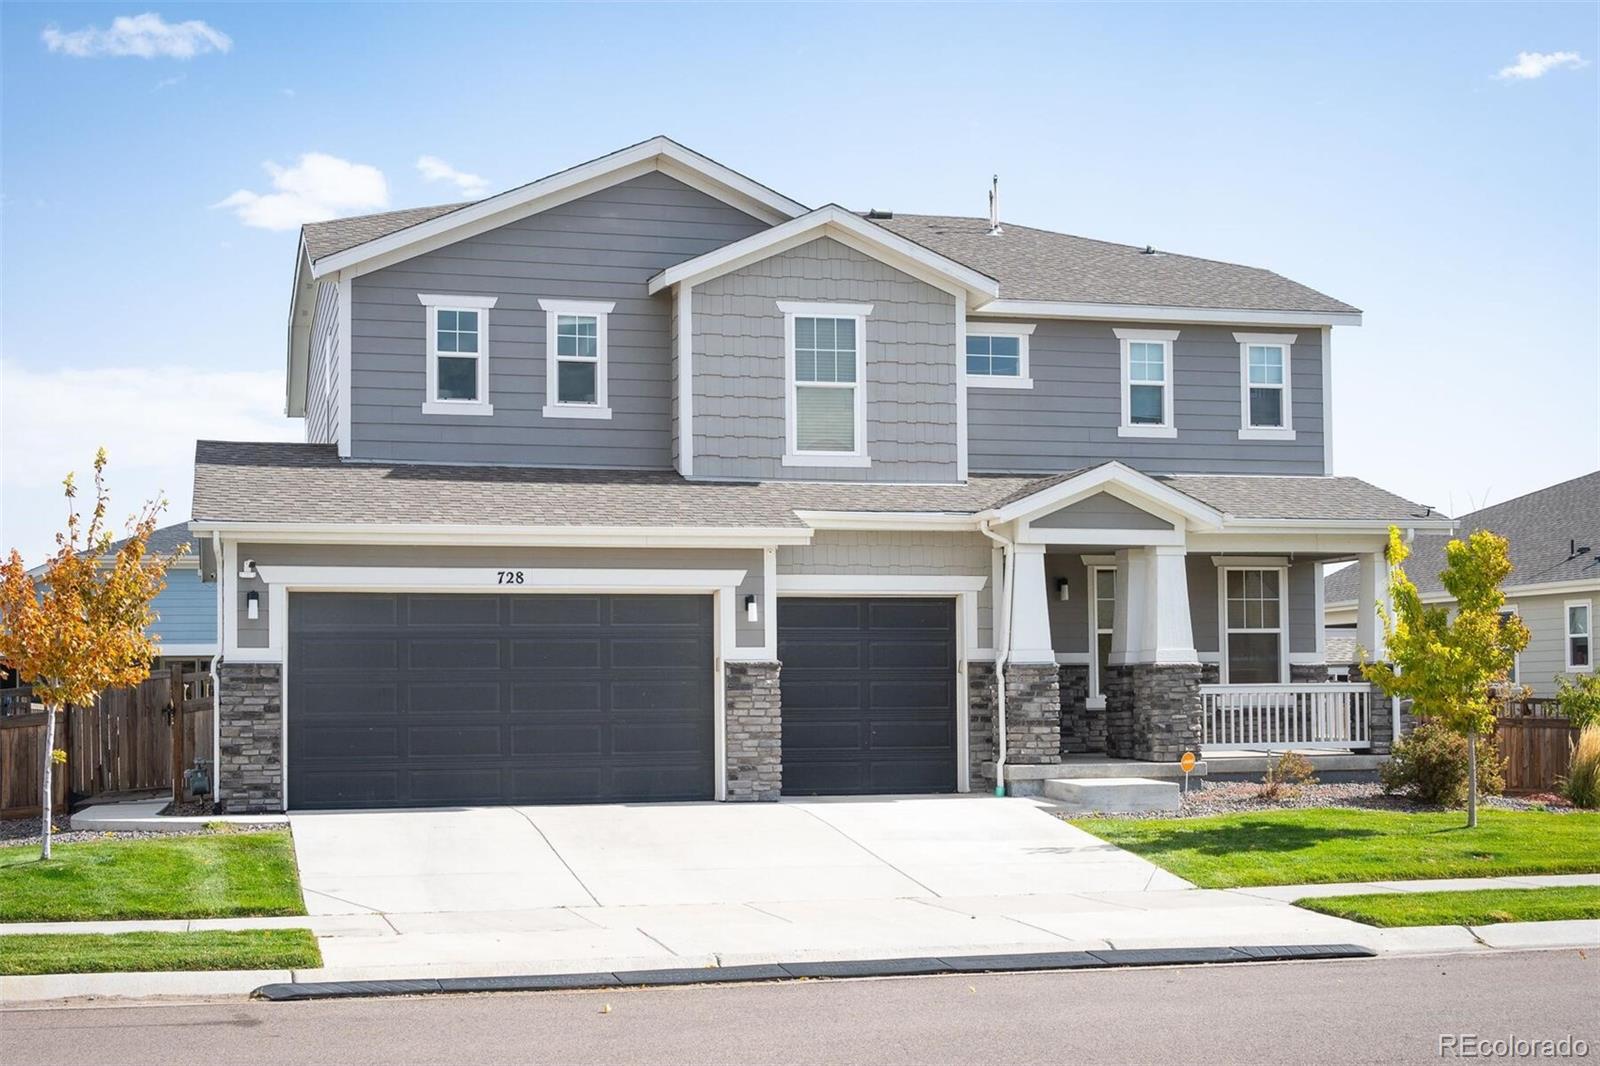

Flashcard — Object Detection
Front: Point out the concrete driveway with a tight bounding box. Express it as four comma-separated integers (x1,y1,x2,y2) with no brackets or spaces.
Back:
286,796,1228,978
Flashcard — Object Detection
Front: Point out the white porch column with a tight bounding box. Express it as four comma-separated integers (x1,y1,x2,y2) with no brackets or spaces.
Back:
1142,545,1198,664
1355,550,1390,662
1108,548,1148,666
1007,543,1055,664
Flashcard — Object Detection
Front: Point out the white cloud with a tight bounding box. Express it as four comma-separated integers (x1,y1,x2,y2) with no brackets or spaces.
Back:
1,361,301,568
1496,51,1588,81
417,155,490,198
214,153,389,231
42,13,231,59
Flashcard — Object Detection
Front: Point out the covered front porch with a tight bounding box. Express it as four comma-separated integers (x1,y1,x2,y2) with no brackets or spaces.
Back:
974,463,1434,790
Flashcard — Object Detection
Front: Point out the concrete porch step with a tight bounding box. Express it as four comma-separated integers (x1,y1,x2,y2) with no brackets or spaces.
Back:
1042,777,1182,815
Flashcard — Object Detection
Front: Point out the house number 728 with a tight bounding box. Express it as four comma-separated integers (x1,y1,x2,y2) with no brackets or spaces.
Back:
496,571,525,585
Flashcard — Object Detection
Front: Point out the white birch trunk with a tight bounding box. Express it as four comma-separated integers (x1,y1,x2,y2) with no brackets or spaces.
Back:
40,703,57,860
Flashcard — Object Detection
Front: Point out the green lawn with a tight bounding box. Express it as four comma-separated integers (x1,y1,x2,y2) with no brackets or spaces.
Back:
1297,886,1600,928
1071,809,1600,889
0,831,306,922
0,929,322,976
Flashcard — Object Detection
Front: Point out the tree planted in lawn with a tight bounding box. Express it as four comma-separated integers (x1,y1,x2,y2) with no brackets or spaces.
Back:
0,450,186,859
1363,526,1528,827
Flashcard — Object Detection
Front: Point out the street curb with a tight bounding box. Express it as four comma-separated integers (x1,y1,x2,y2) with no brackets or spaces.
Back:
252,943,1377,1002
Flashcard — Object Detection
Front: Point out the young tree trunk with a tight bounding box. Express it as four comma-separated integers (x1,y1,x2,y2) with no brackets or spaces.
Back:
1466,726,1479,829
40,703,57,861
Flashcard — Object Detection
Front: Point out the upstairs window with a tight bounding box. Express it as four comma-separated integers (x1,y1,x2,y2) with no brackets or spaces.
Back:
1236,333,1297,439
540,299,614,419
781,301,871,467
419,294,497,416
1569,601,1592,671
964,323,1034,389
1115,328,1179,438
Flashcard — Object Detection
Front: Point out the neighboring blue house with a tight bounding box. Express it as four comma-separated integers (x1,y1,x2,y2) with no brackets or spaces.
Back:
96,522,216,663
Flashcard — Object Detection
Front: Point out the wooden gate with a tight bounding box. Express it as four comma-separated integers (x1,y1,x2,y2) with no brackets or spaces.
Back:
0,665,214,818
1496,712,1580,795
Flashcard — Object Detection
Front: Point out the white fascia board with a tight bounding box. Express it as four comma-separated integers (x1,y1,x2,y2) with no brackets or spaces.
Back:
984,461,1224,528
285,238,315,417
153,642,219,657
647,205,1001,305
975,300,1362,328
254,565,749,592
793,510,979,532
1329,576,1600,609
776,574,990,594
190,522,814,548
308,137,806,281
1219,515,1456,533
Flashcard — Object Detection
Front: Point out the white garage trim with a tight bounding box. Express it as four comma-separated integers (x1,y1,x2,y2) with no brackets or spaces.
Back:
775,574,984,794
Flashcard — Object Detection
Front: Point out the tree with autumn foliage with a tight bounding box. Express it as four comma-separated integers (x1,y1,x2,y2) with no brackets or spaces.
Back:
1363,525,1529,828
0,450,187,859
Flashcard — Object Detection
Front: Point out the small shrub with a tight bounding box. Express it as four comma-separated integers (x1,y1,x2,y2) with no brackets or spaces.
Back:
1555,675,1600,730
1380,720,1505,807
1259,751,1318,801
1560,726,1600,809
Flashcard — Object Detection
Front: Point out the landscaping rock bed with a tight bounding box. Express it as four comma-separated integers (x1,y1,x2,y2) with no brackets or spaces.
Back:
1086,781,1579,819
0,816,215,848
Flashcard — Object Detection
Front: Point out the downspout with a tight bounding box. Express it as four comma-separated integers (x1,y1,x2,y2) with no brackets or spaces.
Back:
210,531,224,805
979,519,1015,797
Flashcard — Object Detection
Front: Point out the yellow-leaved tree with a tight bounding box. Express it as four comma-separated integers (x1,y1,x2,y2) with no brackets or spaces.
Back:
1363,525,1529,828
0,450,187,859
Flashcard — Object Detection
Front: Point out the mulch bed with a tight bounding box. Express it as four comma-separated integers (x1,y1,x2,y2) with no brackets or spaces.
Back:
1100,781,1580,819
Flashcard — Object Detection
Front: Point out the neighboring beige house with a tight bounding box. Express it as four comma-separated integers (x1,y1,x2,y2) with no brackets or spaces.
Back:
1325,471,1599,697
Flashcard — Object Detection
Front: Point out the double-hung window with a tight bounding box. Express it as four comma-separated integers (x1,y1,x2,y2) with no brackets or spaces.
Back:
781,301,871,467
1220,566,1287,684
1236,332,1296,439
964,323,1034,388
1568,601,1592,671
419,294,497,416
1114,328,1179,437
540,299,614,419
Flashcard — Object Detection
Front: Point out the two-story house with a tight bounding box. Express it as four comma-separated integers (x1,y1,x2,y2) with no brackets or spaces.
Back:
190,137,1452,812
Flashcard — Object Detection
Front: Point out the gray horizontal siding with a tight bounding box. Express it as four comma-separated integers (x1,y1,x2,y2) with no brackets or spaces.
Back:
693,237,960,482
778,530,993,648
968,319,1326,476
305,281,340,446
233,543,765,651
348,172,768,467
1034,492,1174,530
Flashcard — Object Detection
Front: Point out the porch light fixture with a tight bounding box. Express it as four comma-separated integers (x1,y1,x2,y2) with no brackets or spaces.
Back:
745,595,759,623
246,591,260,620
1056,577,1070,602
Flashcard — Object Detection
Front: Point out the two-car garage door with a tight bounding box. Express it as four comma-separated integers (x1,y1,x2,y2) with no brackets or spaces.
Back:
285,591,960,809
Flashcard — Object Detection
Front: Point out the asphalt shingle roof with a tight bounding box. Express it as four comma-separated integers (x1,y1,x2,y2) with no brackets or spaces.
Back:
104,521,195,558
302,202,474,262
1325,470,1600,602
193,442,1437,530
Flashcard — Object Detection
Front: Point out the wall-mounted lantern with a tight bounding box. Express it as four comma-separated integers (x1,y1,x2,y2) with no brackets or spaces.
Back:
246,590,260,620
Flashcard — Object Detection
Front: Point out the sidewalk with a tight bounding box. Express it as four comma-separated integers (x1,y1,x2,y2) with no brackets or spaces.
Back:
4,874,1596,1004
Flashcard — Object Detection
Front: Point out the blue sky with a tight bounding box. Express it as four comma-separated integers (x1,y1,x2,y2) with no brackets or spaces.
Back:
2,2,1595,565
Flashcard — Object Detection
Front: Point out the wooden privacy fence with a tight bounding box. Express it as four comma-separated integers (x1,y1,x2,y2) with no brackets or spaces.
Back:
1495,706,1581,795
0,665,213,818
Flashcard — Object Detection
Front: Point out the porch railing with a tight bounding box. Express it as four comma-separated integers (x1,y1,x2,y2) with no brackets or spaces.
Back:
1200,683,1371,751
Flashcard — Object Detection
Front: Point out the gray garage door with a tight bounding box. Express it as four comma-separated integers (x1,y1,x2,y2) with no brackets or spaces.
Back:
778,597,958,796
287,592,714,810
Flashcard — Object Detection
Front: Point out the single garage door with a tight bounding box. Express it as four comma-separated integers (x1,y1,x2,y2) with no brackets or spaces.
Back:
287,592,714,809
778,597,958,796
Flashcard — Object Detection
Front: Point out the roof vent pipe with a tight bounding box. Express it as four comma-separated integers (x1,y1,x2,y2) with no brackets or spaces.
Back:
987,175,1002,236
866,209,893,220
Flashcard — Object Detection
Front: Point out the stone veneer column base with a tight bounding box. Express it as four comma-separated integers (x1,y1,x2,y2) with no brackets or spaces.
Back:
1102,666,1136,758
1004,661,1061,765
1289,663,1329,683
1129,663,1203,762
218,662,283,814
1058,664,1100,754
1350,661,1396,754
967,661,998,791
725,661,782,801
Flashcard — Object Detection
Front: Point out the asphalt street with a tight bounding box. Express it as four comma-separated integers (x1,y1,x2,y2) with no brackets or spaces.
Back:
3,949,1595,1065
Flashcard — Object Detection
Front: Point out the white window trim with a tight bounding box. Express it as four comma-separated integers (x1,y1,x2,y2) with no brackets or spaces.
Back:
1086,564,1116,708
1114,328,1179,438
1498,604,1521,685
1215,563,1290,684
1235,332,1297,440
1566,599,1593,673
540,298,615,420
779,300,872,468
418,293,497,416
963,321,1035,389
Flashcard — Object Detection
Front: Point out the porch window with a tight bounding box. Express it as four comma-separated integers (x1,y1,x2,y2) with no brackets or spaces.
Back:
781,301,871,466
1569,601,1592,671
540,299,614,419
1115,328,1179,438
419,293,497,416
1223,567,1285,684
1089,567,1116,701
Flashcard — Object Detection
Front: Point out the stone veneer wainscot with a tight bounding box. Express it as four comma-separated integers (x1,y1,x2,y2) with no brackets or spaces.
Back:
218,662,283,813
